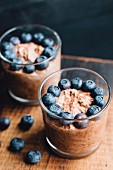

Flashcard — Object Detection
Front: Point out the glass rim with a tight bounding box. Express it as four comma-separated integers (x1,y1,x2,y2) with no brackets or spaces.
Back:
0,24,62,66
38,67,111,121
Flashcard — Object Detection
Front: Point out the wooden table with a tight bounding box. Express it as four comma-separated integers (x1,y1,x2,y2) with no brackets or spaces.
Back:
0,55,113,170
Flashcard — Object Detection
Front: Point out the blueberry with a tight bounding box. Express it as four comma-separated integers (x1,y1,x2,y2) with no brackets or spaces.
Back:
82,80,96,92
42,46,56,58
94,95,106,108
42,93,56,106
58,79,71,90
3,50,17,61
91,87,104,97
60,112,74,125
73,113,89,129
41,38,54,47
10,36,20,45
3,50,12,59
25,150,41,164
23,62,35,74
47,85,61,97
86,105,101,117
2,42,14,51
0,117,10,131
9,58,23,71
21,33,32,43
19,114,34,131
35,55,49,70
9,137,25,152
71,77,83,90
33,32,44,44
48,104,62,116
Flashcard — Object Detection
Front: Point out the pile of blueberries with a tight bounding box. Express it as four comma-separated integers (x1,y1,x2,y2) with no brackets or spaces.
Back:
1,32,56,73
42,77,106,129
0,114,41,164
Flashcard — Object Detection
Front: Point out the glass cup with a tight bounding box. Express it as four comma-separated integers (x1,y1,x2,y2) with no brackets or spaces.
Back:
38,68,111,158
0,25,61,105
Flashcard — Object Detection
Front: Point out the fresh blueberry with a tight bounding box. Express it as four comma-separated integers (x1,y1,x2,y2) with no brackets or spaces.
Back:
48,104,62,116
82,80,96,92
0,117,10,131
9,58,23,71
35,55,49,70
60,112,74,125
47,85,61,97
94,95,106,108
23,62,35,74
21,33,32,43
33,32,44,44
3,50,12,59
86,105,101,117
3,50,17,61
71,77,83,90
91,87,104,97
42,93,56,106
19,114,34,131
42,46,56,58
73,113,89,129
9,137,25,152
25,150,41,164
58,79,71,90
10,36,20,45
41,38,54,47
2,42,14,51
3,50,11,58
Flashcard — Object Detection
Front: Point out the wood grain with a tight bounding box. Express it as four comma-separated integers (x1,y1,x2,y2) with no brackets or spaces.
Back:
0,55,113,170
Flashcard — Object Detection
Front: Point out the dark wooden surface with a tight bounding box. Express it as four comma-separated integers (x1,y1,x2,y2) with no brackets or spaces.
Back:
0,0,113,59
0,55,113,170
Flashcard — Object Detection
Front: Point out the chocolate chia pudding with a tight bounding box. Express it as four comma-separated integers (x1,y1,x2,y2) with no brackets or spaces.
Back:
39,68,111,158
0,25,61,104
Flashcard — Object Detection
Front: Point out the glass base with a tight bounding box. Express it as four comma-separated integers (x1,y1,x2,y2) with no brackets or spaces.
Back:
8,89,39,105
46,137,100,159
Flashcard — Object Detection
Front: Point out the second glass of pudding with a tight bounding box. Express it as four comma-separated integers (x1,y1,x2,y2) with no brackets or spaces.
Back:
38,68,111,158
0,25,61,104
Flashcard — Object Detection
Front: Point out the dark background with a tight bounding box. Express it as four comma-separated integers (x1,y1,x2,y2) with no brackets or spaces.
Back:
0,0,113,59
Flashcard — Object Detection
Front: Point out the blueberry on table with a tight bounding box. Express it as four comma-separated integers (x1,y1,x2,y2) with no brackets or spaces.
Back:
21,33,32,43
25,150,41,164
71,77,83,90
35,55,49,70
33,32,44,44
41,38,54,47
9,137,25,152
0,117,10,131
82,80,96,92
42,93,56,106
23,63,35,74
94,95,106,108
10,36,20,45
47,85,61,97
48,104,62,116
86,105,101,117
73,113,89,129
9,58,23,71
19,114,34,131
91,87,104,97
58,79,71,90
2,42,14,51
42,46,56,58
60,112,74,125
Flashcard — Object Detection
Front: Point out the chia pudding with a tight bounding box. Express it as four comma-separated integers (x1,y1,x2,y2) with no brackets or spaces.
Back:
39,68,111,158
0,25,61,104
